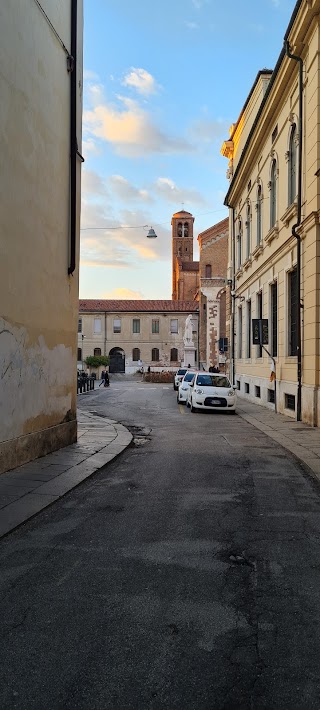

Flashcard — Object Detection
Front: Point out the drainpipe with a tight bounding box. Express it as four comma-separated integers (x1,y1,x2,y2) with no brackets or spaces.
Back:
227,207,236,385
68,0,78,275
104,312,107,357
285,40,303,421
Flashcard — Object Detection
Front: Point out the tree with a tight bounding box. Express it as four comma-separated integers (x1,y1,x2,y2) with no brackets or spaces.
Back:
85,355,110,370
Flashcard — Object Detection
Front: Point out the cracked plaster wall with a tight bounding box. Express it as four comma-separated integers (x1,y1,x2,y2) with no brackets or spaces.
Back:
0,318,74,443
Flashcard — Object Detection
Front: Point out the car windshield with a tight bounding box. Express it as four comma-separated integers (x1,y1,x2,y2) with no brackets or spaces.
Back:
183,373,195,382
196,375,231,387
177,369,187,375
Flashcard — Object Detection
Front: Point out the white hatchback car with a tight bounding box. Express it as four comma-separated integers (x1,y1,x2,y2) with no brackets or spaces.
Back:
173,368,188,391
177,371,196,404
186,372,236,414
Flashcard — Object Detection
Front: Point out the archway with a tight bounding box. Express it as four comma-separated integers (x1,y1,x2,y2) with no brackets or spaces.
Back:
109,347,125,373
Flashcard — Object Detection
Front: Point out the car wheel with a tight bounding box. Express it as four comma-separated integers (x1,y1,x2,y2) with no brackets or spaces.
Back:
186,401,190,408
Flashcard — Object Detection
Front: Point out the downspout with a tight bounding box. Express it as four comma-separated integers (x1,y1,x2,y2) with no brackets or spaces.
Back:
68,0,78,275
104,312,107,357
285,40,303,421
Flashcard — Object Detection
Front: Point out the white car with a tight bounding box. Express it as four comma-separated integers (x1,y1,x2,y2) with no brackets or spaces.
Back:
177,371,196,404
173,368,188,391
186,372,236,414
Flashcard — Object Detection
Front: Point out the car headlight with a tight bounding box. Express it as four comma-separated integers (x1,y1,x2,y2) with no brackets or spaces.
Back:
227,389,235,397
195,388,204,394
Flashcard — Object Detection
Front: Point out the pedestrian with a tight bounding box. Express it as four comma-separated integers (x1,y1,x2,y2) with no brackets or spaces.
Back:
99,370,106,387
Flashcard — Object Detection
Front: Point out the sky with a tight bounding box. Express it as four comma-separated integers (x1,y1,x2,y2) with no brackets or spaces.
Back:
80,0,297,300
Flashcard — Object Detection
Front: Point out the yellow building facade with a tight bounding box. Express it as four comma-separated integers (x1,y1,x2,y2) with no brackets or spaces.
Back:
0,2,83,473
221,0,320,426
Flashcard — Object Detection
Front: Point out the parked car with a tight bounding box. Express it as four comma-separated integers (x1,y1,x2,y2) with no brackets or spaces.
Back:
186,372,236,414
177,371,196,404
173,368,187,391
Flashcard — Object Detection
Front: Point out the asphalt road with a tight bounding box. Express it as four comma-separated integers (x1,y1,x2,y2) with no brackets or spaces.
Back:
1,380,320,709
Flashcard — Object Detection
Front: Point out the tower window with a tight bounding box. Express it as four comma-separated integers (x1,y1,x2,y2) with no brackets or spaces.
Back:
205,264,212,278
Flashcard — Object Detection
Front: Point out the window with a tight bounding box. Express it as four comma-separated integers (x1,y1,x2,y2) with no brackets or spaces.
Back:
255,385,261,398
152,348,159,361
268,389,275,403
94,348,101,357
271,282,278,357
270,159,277,228
256,185,262,245
247,301,251,358
238,307,242,359
132,348,140,362
77,347,82,361
245,383,250,394
288,268,298,356
288,124,297,206
133,319,140,334
246,205,251,259
178,222,182,236
94,318,101,334
184,222,189,237
170,348,178,361
78,318,82,333
247,180,251,192
170,319,178,334
205,264,212,278
285,393,295,411
257,292,263,357
237,219,242,269
113,318,121,333
152,319,159,334
236,381,241,390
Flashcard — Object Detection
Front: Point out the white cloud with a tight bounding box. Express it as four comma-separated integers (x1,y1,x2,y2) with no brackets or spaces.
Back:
122,68,159,95
84,95,192,157
154,177,207,207
109,175,152,202
189,117,230,143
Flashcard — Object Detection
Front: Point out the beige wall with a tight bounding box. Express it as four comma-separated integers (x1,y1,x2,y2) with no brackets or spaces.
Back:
78,311,199,372
0,1,83,472
222,0,320,424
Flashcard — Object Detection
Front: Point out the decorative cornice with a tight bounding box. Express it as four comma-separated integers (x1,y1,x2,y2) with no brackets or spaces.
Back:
243,257,252,271
264,222,279,245
280,201,298,227
252,244,263,260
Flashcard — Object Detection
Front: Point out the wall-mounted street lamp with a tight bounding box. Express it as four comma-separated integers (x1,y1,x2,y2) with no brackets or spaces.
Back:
146,226,157,239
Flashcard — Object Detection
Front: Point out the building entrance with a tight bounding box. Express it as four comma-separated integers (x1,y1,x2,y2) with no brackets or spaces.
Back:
109,347,125,373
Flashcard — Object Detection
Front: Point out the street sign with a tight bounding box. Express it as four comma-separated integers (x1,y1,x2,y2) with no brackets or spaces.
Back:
252,319,268,345
219,337,228,352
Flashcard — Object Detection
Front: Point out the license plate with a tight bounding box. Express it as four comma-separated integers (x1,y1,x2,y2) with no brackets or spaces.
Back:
210,398,220,404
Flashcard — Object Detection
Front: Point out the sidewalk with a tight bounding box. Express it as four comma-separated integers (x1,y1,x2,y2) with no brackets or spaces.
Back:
0,410,132,539
237,397,320,480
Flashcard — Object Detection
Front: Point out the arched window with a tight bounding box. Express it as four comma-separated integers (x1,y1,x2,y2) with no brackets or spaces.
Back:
237,218,242,269
170,348,178,362
256,184,262,245
246,204,251,258
270,159,277,228
205,264,212,278
132,348,140,362
177,222,182,236
152,348,159,361
184,222,189,237
94,348,101,357
288,124,297,206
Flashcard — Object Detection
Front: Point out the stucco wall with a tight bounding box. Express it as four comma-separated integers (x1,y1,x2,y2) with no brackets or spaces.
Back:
0,1,83,472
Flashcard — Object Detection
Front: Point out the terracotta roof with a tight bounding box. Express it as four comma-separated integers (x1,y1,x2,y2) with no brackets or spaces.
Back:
181,261,199,272
79,299,199,313
172,210,193,218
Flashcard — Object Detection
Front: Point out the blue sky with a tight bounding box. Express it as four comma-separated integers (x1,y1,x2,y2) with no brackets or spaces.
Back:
80,0,297,300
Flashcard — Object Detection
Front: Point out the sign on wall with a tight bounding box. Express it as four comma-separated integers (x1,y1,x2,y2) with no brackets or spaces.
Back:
252,319,268,345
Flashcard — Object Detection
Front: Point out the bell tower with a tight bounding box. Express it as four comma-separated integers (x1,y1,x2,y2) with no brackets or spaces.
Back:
171,210,195,299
